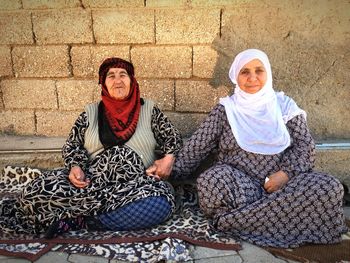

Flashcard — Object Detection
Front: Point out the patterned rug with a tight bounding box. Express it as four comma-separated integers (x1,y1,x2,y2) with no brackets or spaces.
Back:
0,166,240,262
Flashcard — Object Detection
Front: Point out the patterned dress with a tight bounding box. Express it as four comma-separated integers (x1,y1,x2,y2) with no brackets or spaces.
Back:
173,104,348,248
2,103,182,234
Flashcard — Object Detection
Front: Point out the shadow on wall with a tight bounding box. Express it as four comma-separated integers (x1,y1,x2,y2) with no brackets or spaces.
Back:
209,3,350,141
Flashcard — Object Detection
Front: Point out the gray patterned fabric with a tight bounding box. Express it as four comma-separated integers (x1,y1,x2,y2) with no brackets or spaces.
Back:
173,103,348,248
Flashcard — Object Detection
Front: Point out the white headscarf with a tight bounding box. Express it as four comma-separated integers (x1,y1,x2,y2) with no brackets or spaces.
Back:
219,49,306,155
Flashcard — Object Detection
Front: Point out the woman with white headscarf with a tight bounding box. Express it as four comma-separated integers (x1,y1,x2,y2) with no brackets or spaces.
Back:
171,49,348,247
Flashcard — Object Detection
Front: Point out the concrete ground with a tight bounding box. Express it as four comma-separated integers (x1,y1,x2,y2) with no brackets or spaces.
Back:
0,206,348,263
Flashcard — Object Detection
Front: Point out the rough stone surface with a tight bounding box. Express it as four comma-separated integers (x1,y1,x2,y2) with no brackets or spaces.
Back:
34,251,70,263
36,110,80,136
302,53,350,140
0,110,35,135
192,246,238,259
238,242,288,263
68,253,109,263
147,0,253,7
0,135,66,151
23,0,81,9
93,10,154,44
195,256,242,263
0,0,349,140
131,46,192,78
32,10,93,44
0,0,22,10
0,45,12,77
82,0,144,8
166,112,207,137
12,46,70,78
213,2,350,140
71,45,130,77
139,79,174,111
193,46,219,78
0,90,4,110
57,80,98,111
0,11,33,44
2,80,57,109
315,149,350,187
156,9,220,44
176,80,231,112
0,152,64,173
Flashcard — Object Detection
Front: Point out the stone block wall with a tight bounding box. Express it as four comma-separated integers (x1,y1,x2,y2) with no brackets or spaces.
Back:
0,0,349,140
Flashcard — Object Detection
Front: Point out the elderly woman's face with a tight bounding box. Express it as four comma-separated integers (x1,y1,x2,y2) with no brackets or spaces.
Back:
105,67,131,100
237,59,267,94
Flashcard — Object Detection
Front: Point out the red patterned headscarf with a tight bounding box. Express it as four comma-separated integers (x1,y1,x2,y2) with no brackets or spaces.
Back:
98,57,141,145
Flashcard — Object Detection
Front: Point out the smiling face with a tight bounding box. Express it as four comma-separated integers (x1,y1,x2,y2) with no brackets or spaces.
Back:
105,67,131,100
237,59,267,94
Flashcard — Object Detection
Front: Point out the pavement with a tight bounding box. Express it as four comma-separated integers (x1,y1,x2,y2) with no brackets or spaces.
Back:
0,206,348,263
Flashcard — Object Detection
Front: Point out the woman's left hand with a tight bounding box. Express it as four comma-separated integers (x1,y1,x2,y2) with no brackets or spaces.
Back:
146,154,175,180
264,170,289,193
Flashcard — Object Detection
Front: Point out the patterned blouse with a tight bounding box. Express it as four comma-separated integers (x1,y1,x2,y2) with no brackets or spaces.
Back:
173,103,315,182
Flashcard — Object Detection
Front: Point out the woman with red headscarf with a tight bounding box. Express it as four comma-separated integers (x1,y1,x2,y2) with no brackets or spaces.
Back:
0,58,182,238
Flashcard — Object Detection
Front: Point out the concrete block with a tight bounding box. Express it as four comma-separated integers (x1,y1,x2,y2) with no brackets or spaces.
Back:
239,242,287,263
0,11,33,44
139,79,174,111
195,256,242,263
0,110,35,135
212,5,350,140
68,253,109,263
32,10,93,44
2,79,57,109
93,10,154,44
192,246,238,259
131,46,192,78
156,9,220,44
147,0,242,7
13,46,70,77
0,0,21,10
165,112,207,138
0,135,66,151
93,87,102,102
82,0,144,8
146,0,188,7
221,8,293,43
315,148,350,187
57,80,98,111
0,256,31,262
0,46,12,77
176,80,231,112
193,0,248,6
193,46,219,78
34,251,70,263
0,90,4,110
36,110,81,136
71,45,130,77
22,0,81,9
299,52,350,140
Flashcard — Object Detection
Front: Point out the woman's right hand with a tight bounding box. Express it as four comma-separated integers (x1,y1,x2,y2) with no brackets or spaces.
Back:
264,170,289,193
68,166,90,188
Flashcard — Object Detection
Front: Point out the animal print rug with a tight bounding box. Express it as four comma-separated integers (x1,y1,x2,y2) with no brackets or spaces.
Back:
0,166,240,262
